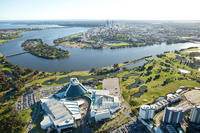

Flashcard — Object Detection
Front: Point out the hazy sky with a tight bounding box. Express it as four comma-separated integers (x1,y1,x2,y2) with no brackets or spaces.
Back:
1,0,200,20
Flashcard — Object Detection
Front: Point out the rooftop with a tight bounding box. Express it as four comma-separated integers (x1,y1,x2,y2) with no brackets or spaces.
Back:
64,78,88,98
166,107,183,112
64,101,82,120
102,78,120,97
40,97,74,129
91,89,120,114
140,105,155,110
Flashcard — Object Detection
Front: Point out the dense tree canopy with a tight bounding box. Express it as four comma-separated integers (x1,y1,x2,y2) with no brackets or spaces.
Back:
22,39,70,59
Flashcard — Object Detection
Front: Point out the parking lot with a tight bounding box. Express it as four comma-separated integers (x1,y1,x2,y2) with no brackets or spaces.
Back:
38,85,64,98
15,85,64,133
15,85,64,111
15,90,37,111
111,120,147,133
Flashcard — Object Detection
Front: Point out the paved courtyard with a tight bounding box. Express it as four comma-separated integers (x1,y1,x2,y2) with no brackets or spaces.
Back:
102,78,120,98
184,90,200,105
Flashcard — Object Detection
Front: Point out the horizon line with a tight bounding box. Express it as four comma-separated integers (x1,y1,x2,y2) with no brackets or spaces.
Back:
1,19,200,22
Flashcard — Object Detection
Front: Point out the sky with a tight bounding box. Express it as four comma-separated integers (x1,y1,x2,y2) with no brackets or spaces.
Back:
1,0,200,20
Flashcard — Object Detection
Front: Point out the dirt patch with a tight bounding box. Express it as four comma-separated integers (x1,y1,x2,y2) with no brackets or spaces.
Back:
184,90,200,105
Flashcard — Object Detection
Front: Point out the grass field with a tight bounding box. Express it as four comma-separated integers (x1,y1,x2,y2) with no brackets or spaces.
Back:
0,40,8,45
18,109,32,124
68,33,81,39
0,39,9,45
27,71,91,87
107,42,131,47
2,47,200,132
30,112,46,133
97,84,102,90
18,109,33,133
118,51,200,111
134,42,146,46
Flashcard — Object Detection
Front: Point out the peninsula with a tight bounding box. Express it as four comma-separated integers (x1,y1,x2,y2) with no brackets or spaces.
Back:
0,30,24,45
53,21,200,49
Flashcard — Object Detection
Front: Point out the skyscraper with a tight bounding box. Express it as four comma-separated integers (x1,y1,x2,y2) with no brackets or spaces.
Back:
139,105,155,120
163,107,184,124
190,105,200,124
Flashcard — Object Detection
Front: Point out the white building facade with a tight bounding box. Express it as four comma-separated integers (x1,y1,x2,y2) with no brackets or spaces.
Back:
40,97,75,133
163,107,184,124
190,105,200,124
90,90,120,122
139,105,155,120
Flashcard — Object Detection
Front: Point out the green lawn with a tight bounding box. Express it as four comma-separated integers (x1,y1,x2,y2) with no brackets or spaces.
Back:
135,42,146,46
97,84,102,90
68,33,81,39
27,71,91,87
18,109,32,124
0,39,9,45
79,43,90,47
87,40,96,43
107,42,131,46
119,51,200,111
30,112,46,133
106,42,146,47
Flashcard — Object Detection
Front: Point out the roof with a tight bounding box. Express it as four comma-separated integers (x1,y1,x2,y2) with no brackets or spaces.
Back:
40,97,74,128
40,115,53,129
64,78,88,98
91,91,120,112
102,78,120,97
140,105,155,110
64,101,82,120
102,78,120,90
88,89,110,96
166,107,183,112
176,89,183,93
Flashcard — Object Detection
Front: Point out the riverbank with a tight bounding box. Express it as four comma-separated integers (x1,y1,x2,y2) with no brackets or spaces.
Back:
54,31,190,50
0,28,57,46
1,46,200,133
0,30,25,45
2,26,200,72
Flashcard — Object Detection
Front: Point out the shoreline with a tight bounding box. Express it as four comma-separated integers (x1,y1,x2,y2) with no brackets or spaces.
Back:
56,40,194,50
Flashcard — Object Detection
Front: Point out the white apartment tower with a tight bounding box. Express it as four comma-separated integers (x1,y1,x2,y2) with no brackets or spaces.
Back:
139,105,155,120
163,107,184,124
190,105,200,124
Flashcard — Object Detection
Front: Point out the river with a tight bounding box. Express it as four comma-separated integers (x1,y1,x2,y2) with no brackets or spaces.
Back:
0,24,199,72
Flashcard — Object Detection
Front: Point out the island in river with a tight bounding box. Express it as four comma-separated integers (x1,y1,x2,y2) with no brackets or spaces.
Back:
22,39,70,59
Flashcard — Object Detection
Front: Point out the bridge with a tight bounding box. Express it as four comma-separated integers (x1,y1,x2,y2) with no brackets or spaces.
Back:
5,51,29,58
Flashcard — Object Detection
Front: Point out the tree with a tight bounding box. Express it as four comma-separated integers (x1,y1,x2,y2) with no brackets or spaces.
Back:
113,64,119,68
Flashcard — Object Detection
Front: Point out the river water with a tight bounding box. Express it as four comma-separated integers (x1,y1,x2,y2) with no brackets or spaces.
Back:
0,24,199,72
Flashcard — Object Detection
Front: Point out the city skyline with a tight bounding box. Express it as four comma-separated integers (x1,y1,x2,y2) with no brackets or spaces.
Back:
1,0,200,20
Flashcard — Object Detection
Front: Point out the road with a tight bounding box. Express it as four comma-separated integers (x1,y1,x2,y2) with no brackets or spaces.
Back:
25,103,41,133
